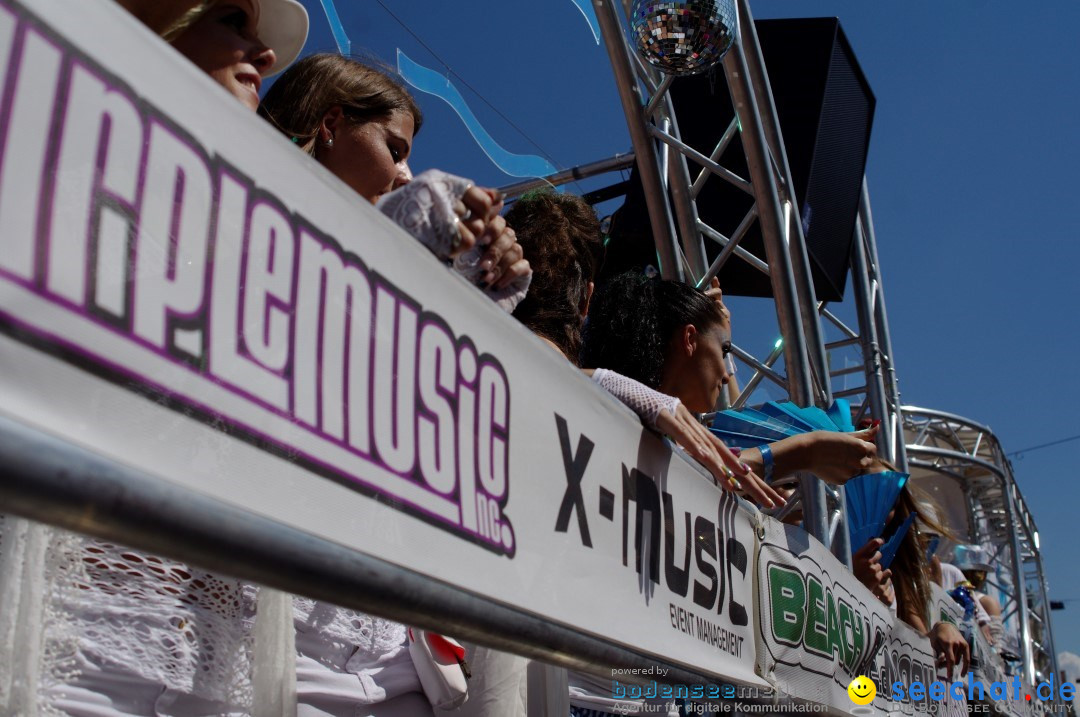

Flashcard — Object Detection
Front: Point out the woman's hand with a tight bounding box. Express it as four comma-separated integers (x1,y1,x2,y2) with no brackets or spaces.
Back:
852,538,893,605
798,425,880,485
588,369,783,509
655,404,787,509
450,186,502,258
702,277,730,326
479,219,531,290
929,622,970,676
453,189,531,289
739,424,879,486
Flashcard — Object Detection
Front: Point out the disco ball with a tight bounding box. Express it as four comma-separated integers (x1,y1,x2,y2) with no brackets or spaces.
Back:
631,0,737,76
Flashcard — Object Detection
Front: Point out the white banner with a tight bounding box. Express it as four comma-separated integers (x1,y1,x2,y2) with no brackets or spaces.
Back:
0,0,762,686
757,518,894,711
756,519,968,716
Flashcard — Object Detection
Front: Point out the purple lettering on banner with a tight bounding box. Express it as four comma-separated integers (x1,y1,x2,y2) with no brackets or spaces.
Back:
132,118,212,359
417,317,457,496
209,167,289,411
47,60,143,316
293,228,375,449
0,22,62,282
0,0,515,556
372,284,418,476
477,360,509,500
456,339,479,533
243,197,294,376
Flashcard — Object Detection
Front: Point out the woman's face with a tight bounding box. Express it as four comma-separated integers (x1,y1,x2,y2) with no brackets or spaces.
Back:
318,108,415,204
964,569,987,589
172,1,276,112
661,317,731,414
685,322,733,413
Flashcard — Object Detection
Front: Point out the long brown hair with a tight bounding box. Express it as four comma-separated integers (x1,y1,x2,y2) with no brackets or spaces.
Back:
888,484,953,631
258,53,422,152
505,190,604,365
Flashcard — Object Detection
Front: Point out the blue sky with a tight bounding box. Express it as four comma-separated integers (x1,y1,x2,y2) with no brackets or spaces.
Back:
285,0,1080,662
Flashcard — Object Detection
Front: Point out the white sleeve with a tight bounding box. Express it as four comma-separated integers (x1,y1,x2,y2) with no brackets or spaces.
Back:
376,169,472,261
590,368,680,430
973,595,991,626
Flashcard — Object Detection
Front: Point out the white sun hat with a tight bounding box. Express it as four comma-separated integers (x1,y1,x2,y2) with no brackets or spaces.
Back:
257,0,309,77
953,544,993,573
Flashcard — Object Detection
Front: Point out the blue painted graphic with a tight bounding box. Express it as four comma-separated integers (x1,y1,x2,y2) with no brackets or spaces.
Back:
318,0,351,55
396,50,558,179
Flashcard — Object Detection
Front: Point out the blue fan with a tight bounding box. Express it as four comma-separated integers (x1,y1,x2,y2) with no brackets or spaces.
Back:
709,399,854,450
845,470,909,551
878,512,916,569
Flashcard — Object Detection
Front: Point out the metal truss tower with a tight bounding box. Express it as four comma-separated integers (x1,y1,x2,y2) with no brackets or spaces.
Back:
582,0,917,562
904,408,1058,690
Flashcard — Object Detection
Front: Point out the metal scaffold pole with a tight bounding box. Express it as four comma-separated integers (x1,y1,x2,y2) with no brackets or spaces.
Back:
719,39,814,410
850,218,894,461
857,181,908,470
1001,466,1036,686
593,0,683,282
904,408,1059,696
733,0,831,407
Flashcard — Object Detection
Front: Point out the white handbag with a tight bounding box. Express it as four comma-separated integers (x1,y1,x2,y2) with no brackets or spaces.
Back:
408,628,471,710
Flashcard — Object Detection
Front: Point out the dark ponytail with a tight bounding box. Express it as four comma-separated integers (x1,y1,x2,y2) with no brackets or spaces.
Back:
582,271,724,387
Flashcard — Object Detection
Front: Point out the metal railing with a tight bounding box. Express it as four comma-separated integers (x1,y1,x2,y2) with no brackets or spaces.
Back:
902,406,1058,689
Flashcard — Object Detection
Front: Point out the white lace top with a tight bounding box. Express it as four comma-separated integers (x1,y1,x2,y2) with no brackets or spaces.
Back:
58,539,256,706
0,517,256,715
0,519,428,716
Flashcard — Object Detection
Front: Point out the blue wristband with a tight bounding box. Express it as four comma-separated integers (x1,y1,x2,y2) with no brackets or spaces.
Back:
759,444,775,483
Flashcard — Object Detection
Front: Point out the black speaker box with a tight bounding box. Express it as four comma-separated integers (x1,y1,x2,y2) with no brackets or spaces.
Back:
604,17,874,301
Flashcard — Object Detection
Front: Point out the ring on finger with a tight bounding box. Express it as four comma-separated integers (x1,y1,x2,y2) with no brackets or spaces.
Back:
721,466,741,489
450,216,462,253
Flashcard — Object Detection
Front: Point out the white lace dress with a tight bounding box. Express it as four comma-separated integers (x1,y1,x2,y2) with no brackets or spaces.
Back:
0,512,260,716
41,536,257,717
0,518,433,717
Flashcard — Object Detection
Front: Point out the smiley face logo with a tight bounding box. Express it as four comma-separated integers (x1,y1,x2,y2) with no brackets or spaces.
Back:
848,675,877,705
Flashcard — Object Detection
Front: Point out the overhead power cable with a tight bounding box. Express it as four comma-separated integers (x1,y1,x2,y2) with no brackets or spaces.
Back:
1006,432,1080,458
